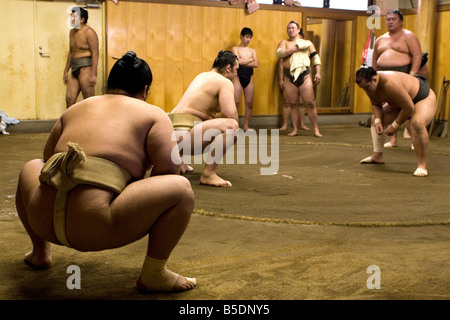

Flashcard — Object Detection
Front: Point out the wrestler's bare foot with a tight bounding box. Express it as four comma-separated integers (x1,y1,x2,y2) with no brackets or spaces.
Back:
360,154,384,164
314,131,323,137
384,142,398,148
24,248,52,269
181,163,193,173
200,173,232,187
413,167,428,177
388,136,398,147
300,125,310,131
279,125,288,131
288,130,298,137
403,129,411,139
136,274,196,293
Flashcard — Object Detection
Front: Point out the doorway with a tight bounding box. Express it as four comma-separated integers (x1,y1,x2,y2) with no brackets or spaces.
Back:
1,0,104,120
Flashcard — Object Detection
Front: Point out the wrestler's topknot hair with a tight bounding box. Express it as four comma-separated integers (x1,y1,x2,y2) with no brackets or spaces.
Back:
107,51,153,97
387,8,403,21
355,65,377,84
288,20,304,37
212,50,238,74
120,51,138,66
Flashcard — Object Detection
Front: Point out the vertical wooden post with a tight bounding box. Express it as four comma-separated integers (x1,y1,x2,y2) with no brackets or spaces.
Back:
416,0,437,77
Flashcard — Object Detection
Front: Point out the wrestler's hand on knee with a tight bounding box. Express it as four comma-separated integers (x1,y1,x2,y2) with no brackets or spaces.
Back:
384,124,397,136
375,123,384,135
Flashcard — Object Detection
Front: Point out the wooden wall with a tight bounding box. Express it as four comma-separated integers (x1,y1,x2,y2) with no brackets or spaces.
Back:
2,0,105,120
106,1,303,115
106,1,450,117
432,10,450,120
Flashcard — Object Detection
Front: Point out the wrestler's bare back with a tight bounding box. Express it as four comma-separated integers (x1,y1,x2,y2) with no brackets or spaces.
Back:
171,71,234,120
47,95,176,179
366,71,420,108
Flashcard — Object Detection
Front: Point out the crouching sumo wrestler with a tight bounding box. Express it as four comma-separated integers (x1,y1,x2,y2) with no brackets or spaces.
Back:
15,51,196,292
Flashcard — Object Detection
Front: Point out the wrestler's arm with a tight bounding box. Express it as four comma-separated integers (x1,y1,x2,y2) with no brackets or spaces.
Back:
218,81,239,122
278,59,284,89
231,46,239,57
309,43,321,84
405,32,422,75
63,32,73,84
233,47,257,67
383,80,415,135
86,28,99,85
371,40,380,70
231,47,244,64
146,110,181,176
246,49,258,68
371,100,384,134
43,118,63,161
276,40,297,58
63,53,71,84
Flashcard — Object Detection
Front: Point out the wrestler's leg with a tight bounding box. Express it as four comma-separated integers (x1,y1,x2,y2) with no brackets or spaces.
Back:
299,75,322,137
409,90,436,176
188,118,238,187
133,176,195,291
16,159,52,269
382,103,399,148
134,176,195,291
65,73,81,108
360,115,385,164
173,130,194,173
403,121,411,139
242,77,254,131
298,97,309,131
364,104,400,162
387,131,399,147
289,107,300,137
386,103,398,148
66,175,195,291
232,77,243,111
283,77,300,136
387,121,410,146
280,89,291,131
78,66,96,100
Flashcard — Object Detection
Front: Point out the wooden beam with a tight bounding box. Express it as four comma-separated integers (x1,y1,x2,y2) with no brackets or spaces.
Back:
416,0,437,74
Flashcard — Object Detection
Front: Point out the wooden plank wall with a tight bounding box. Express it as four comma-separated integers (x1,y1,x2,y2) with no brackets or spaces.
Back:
106,1,450,116
106,1,303,115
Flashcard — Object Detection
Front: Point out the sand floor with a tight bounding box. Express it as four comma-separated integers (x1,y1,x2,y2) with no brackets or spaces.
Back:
1,124,449,302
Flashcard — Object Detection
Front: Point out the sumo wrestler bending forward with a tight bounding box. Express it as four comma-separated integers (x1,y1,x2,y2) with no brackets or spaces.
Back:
16,51,196,292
